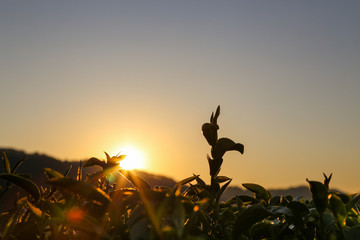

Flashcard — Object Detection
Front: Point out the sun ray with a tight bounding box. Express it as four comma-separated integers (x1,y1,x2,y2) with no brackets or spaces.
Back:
116,145,145,170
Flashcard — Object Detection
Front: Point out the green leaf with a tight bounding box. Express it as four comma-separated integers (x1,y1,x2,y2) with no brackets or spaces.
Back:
249,221,272,240
2,152,11,174
83,157,106,168
307,179,328,214
44,168,64,180
0,173,40,201
347,194,360,212
266,206,293,216
212,137,244,158
329,193,347,228
242,183,271,203
233,205,271,237
48,178,110,206
287,201,309,217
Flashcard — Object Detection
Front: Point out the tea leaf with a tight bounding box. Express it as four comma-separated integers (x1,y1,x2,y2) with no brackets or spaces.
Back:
307,179,328,214
174,175,199,193
83,157,106,168
26,200,43,218
0,173,40,201
214,176,232,183
44,168,64,180
202,123,218,146
242,183,271,203
11,157,27,174
329,193,347,228
212,138,244,158
2,152,11,174
48,178,110,206
233,205,271,237
215,178,232,201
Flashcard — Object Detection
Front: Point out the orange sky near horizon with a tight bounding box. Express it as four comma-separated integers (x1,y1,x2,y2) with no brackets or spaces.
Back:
1,1,359,193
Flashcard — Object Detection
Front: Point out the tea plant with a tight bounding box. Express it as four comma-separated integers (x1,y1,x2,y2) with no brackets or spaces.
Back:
0,106,359,239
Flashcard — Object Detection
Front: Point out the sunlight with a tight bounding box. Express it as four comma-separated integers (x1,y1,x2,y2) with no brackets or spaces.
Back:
116,145,146,170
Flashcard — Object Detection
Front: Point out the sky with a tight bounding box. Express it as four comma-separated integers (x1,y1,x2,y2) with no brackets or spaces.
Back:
1,1,359,193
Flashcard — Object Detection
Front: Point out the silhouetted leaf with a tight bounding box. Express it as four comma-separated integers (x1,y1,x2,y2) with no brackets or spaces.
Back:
207,155,222,178
84,157,106,168
212,138,244,158
112,154,126,163
202,123,218,146
250,221,272,240
214,176,232,183
233,205,271,237
307,179,328,214
213,105,220,125
2,152,11,174
174,175,199,193
0,173,40,201
216,178,232,201
323,173,332,190
63,164,72,177
242,183,271,203
287,201,309,217
11,157,27,174
48,178,110,206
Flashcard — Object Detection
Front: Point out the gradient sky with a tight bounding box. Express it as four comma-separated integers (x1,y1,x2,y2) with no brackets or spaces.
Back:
1,1,359,193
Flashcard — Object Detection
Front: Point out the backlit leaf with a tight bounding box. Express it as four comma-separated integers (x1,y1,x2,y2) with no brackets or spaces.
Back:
307,179,328,214
0,173,40,201
2,152,11,174
329,193,347,228
44,168,63,180
242,183,271,203
174,175,199,193
83,157,106,168
48,178,110,206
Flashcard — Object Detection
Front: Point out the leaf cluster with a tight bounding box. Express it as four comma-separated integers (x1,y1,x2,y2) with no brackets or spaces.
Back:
0,106,359,239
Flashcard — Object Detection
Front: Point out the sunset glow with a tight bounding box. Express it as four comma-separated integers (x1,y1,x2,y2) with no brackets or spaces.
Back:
116,146,146,170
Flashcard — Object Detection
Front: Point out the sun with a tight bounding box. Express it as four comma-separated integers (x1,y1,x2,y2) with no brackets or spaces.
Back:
115,145,146,170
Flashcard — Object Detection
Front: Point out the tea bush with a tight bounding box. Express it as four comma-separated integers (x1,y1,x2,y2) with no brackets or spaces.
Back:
1,106,359,239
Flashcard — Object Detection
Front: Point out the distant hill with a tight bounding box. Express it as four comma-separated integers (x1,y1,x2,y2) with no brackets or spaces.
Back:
1,148,328,211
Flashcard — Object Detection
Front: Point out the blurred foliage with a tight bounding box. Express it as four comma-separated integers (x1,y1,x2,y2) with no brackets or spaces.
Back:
1,106,359,239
